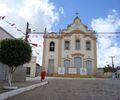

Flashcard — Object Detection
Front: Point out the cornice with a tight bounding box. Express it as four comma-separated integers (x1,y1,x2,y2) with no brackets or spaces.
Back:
72,53,84,57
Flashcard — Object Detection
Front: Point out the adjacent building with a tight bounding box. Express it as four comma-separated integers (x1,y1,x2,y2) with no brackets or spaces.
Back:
0,26,15,40
0,26,26,81
0,26,15,80
42,16,97,75
26,56,37,77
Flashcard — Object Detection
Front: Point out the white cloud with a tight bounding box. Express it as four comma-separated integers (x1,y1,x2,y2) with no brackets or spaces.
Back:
0,4,10,14
91,10,120,32
0,0,63,65
59,7,64,14
91,9,120,67
19,0,59,31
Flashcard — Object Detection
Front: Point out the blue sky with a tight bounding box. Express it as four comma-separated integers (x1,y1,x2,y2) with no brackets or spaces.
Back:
51,0,120,31
0,0,120,67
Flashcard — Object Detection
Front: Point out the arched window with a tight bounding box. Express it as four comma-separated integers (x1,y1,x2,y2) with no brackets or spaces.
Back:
64,41,70,50
74,57,82,67
86,41,91,50
49,42,55,51
75,39,80,50
64,60,70,68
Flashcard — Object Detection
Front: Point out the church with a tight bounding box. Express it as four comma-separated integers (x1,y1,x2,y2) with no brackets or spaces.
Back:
42,16,97,75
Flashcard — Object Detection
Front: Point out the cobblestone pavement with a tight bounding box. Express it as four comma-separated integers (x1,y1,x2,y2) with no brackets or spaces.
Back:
6,79,120,100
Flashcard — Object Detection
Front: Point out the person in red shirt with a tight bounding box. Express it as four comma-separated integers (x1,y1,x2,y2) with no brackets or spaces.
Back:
41,70,46,81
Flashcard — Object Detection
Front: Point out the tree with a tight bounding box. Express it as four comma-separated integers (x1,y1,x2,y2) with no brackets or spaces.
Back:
0,39,32,86
103,64,117,73
103,64,112,72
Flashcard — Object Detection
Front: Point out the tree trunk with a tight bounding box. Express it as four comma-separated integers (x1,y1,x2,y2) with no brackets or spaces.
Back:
8,68,12,87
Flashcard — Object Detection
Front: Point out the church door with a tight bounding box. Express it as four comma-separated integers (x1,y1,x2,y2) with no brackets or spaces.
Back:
48,59,54,74
74,57,82,67
64,60,70,74
86,60,92,74
74,57,82,73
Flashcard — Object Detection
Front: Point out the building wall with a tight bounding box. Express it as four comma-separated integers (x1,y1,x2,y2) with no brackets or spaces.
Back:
44,37,59,73
117,70,120,78
0,63,9,80
61,34,96,74
26,56,37,77
12,66,26,82
0,27,14,40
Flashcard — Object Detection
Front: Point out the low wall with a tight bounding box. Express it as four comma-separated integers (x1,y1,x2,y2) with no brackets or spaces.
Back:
12,66,26,82
104,72,112,78
0,63,26,82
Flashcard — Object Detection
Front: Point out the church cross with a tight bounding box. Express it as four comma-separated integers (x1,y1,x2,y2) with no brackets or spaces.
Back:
75,12,79,16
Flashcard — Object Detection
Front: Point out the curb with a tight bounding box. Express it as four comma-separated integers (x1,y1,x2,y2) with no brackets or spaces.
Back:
0,81,48,100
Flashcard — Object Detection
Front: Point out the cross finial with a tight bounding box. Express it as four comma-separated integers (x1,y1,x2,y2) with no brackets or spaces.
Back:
75,12,79,16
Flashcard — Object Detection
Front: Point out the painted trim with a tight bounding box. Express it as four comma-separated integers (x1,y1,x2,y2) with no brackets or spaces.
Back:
42,37,46,71
93,39,97,73
72,53,84,56
58,38,62,67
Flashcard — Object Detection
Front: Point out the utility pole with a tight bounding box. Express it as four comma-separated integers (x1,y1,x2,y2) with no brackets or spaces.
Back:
109,56,115,78
109,56,115,68
25,22,29,42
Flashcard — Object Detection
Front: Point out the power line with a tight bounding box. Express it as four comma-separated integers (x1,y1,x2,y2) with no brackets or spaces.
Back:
0,17,26,35
1,16,120,38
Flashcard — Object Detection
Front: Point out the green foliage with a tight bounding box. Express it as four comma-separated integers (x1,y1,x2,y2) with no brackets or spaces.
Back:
103,64,117,72
103,66,112,72
0,39,32,67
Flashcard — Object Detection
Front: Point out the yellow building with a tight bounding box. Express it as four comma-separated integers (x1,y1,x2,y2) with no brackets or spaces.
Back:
42,16,97,75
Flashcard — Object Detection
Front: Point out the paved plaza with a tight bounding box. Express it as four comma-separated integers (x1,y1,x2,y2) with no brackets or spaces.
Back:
6,79,120,100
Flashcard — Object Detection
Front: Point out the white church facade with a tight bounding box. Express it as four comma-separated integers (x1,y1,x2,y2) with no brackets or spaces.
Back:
42,16,97,75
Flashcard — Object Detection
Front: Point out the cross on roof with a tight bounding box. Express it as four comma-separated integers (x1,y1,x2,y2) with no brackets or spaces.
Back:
75,12,79,16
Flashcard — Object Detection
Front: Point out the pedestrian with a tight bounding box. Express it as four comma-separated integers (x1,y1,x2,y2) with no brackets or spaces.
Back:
41,70,46,81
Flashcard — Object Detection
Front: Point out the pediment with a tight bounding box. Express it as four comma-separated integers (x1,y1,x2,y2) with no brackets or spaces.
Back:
62,16,89,33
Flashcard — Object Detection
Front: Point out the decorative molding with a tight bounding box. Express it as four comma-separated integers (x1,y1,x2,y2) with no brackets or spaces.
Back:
72,53,84,57
58,38,62,67
84,57,94,61
84,34,96,40
44,30,96,40
62,57,72,60
93,39,97,73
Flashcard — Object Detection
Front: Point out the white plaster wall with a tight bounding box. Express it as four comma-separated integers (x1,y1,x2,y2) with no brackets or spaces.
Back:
28,56,36,77
0,27,14,40
61,33,95,69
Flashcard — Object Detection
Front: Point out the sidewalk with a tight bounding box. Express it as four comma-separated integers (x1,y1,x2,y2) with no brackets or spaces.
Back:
0,79,41,93
0,78,48,100
27,76,108,80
